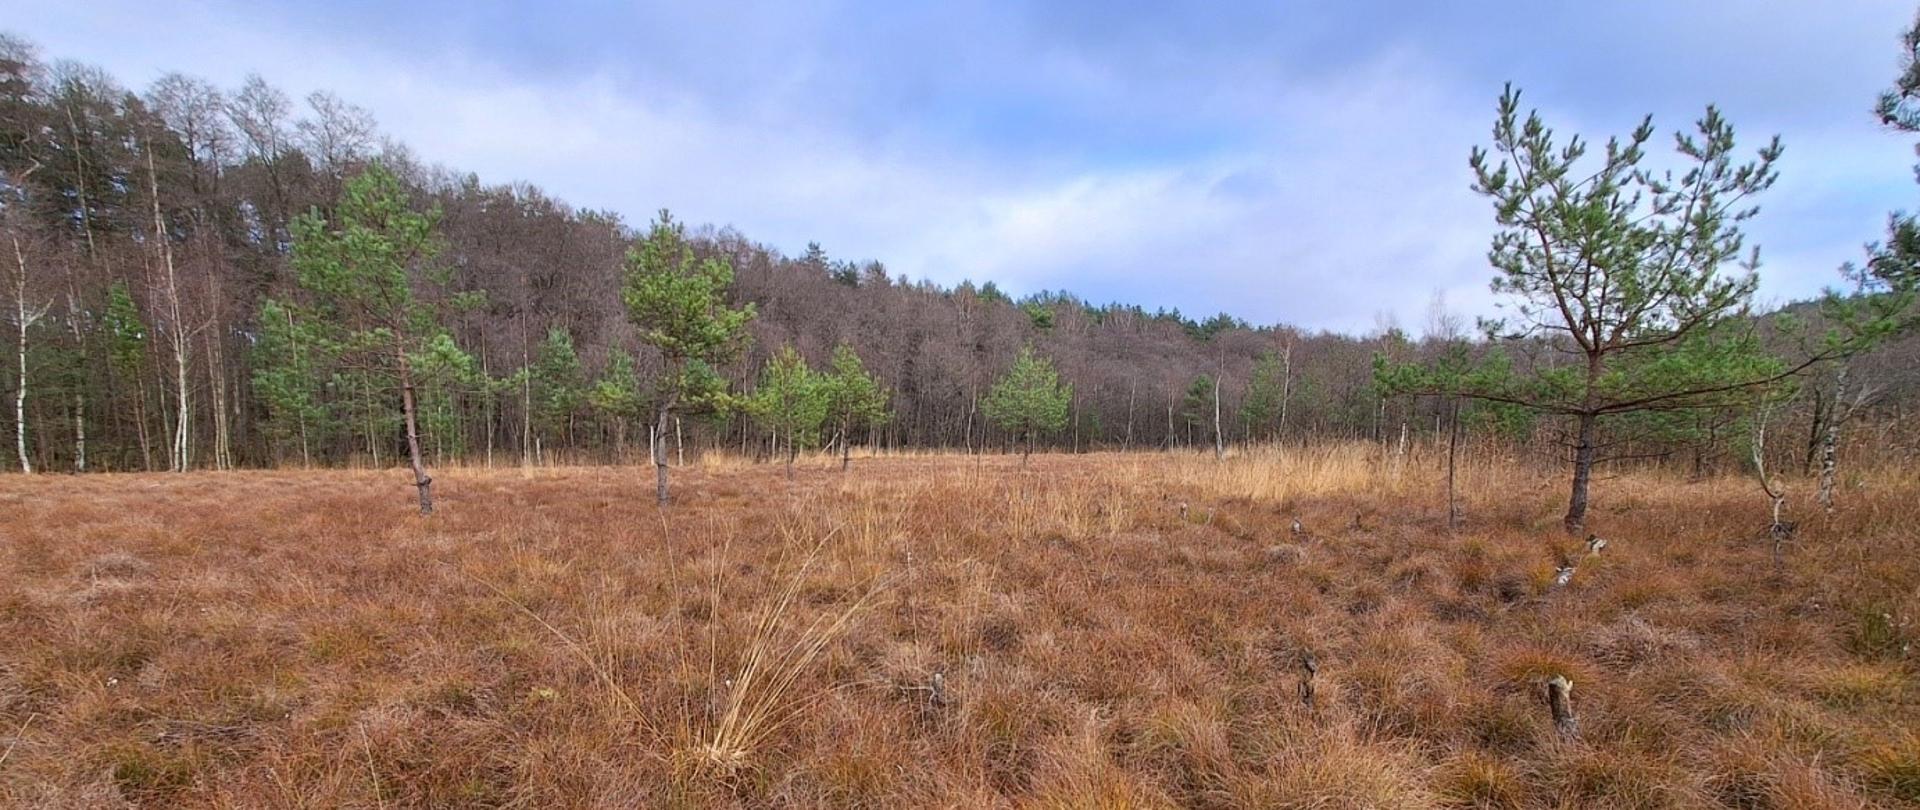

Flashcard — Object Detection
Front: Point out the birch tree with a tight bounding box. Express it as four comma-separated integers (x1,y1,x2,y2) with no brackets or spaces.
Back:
144,139,193,471
7,222,49,473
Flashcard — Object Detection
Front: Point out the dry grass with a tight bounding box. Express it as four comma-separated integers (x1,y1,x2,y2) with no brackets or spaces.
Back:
0,444,1916,807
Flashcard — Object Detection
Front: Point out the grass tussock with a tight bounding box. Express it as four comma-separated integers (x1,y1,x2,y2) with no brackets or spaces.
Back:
0,443,1916,806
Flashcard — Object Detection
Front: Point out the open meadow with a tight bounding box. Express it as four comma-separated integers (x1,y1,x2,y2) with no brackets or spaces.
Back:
2,448,1918,808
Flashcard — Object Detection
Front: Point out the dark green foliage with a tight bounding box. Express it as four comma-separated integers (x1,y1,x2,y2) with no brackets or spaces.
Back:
749,345,827,448
252,298,328,459
984,345,1071,459
622,211,754,378
530,327,585,444
821,342,889,460
623,210,753,500
1239,352,1283,440
1181,375,1215,438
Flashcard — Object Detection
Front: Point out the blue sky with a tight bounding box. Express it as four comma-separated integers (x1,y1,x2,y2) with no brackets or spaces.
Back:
11,1,1918,333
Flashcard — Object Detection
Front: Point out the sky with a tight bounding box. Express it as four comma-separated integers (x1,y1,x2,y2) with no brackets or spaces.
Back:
9,1,1919,334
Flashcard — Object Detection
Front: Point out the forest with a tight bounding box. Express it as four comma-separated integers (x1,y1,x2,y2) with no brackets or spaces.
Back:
5,31,1915,494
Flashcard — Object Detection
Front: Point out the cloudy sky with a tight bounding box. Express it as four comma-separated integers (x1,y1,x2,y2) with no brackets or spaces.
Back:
11,1,1919,333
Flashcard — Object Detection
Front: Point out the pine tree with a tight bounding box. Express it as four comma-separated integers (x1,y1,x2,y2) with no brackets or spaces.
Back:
588,348,646,459
288,163,450,514
409,331,481,464
1181,375,1214,447
821,342,889,471
983,345,1071,464
622,210,754,504
748,344,827,480
1240,352,1283,441
1377,86,1858,534
529,326,584,459
252,297,327,466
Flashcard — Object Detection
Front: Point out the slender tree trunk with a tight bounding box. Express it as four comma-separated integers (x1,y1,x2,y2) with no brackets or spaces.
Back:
71,394,84,473
148,146,191,473
205,330,230,470
1803,388,1828,475
198,228,231,470
58,106,97,472
1446,396,1461,530
520,335,532,468
1818,406,1841,513
10,233,48,474
841,418,852,471
1165,381,1175,450
397,348,434,515
1565,411,1597,535
133,376,153,471
1125,379,1136,450
1211,374,1224,461
1278,341,1293,443
963,389,976,454
653,402,673,505
12,244,32,475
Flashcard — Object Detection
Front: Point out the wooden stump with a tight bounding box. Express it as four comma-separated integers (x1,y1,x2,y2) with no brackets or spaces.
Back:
1297,652,1318,710
1546,675,1578,738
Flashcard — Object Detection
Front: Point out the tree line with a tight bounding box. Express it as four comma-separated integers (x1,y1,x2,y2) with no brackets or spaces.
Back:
2,30,1917,513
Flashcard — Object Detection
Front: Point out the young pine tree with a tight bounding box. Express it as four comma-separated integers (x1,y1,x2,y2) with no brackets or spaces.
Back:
983,345,1071,465
287,163,452,514
621,210,754,504
1379,86,1808,534
252,297,328,466
1239,352,1283,442
529,326,585,459
748,344,827,480
587,348,646,459
821,342,889,471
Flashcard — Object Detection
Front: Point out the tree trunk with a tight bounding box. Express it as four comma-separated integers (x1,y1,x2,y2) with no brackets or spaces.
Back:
71,393,85,473
1818,410,1840,513
1446,396,1461,530
13,281,29,475
841,419,852,471
1817,364,1854,513
1022,430,1033,466
58,107,97,472
1803,388,1828,475
10,233,41,474
520,335,532,468
1546,675,1578,738
785,431,796,481
148,145,191,473
1211,374,1224,461
652,395,675,506
397,350,434,515
1278,342,1293,442
1564,412,1597,535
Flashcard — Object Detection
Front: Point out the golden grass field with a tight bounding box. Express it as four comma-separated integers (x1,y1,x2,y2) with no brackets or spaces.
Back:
1,445,1917,808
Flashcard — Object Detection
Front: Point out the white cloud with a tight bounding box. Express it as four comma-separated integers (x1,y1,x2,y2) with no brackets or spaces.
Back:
10,1,1911,334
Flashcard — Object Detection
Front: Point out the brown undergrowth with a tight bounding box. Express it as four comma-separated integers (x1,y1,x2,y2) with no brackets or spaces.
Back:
0,445,1915,807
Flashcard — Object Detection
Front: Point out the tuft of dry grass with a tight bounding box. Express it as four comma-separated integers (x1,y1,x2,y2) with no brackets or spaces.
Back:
0,443,1916,807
